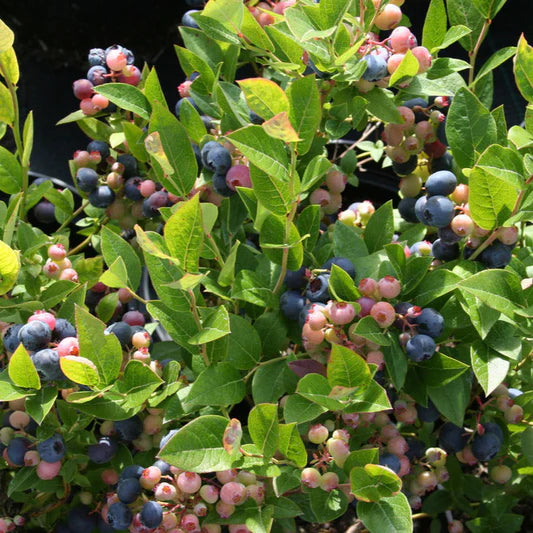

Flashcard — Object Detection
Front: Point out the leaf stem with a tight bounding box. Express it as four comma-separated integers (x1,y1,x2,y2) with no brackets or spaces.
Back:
55,200,90,233
336,123,379,161
468,19,491,85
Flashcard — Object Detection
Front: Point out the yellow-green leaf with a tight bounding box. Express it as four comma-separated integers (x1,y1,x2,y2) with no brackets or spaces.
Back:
238,78,290,120
0,19,14,54
0,240,20,295
262,111,301,143
59,356,100,386
514,34,533,104
8,344,40,390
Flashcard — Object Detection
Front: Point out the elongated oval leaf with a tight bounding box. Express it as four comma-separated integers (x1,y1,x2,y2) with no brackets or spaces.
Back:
95,83,151,120
0,239,20,295
8,344,40,390
248,403,279,459
59,356,99,386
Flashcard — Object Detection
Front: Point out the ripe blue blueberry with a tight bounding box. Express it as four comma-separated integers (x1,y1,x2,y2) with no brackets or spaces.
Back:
152,459,171,475
285,266,307,289
437,120,447,145
116,154,138,179
398,197,419,223
3,323,23,353
7,437,30,466
159,429,178,449
124,177,143,201
87,65,107,86
76,168,99,193
392,155,418,176
142,191,170,217
304,58,327,78
104,321,133,348
379,453,401,474
205,146,232,174
471,432,501,461
182,10,200,29
213,173,235,197
361,54,388,81
249,110,264,124
88,48,106,67
88,437,117,464
200,141,221,167
18,321,52,352
306,274,330,303
322,257,356,279
405,334,436,361
117,477,142,504
201,115,214,131
479,241,512,269
425,170,457,197
107,502,133,530
33,201,55,224
416,399,440,422
414,196,428,224
114,416,143,441
67,505,98,533
53,318,76,341
483,422,504,445
119,464,144,481
438,422,468,453
38,433,66,462
280,290,306,321
140,501,163,528
89,186,115,208
405,438,426,460
410,307,444,339
430,151,454,173
432,238,459,261
192,144,203,170
421,195,455,228
438,224,462,244
87,140,110,161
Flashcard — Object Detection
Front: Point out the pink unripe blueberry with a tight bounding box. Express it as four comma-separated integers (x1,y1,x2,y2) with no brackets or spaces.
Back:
307,309,328,331
496,395,513,412
59,268,79,282
378,276,401,299
143,414,163,435
73,79,94,100
387,53,405,74
370,301,396,328
80,97,99,116
490,464,512,484
436,466,449,483
140,180,157,198
216,469,238,484
118,66,142,86
220,482,247,505
102,468,119,485
504,404,523,423
325,170,347,194
154,482,178,501
122,310,145,327
194,502,208,517
106,49,128,71
451,184,469,204
13,515,24,527
237,471,256,486
450,214,474,237
398,455,411,477
181,514,200,531
133,348,150,362
24,450,41,466
132,331,151,349
320,472,339,492
448,520,464,533
308,424,329,444
415,121,437,143
48,243,67,261
327,438,350,467
178,471,202,494
411,46,432,73
380,424,400,442
456,445,477,466
117,287,134,304
43,259,61,278
387,435,408,456
246,482,265,504
426,447,447,467
374,3,402,30
328,302,356,325
367,350,384,369
202,525,222,533
383,123,404,146
92,93,109,110
498,226,518,245
161,513,179,529
28,310,56,331
37,460,62,480
310,188,331,207
215,501,235,518
226,165,252,190
57,337,79,357
301,467,322,488
140,466,162,489
302,322,325,345
200,484,219,504
389,26,417,53
356,296,377,318
341,413,359,429
9,410,30,429
132,432,152,451
417,470,437,490
409,494,422,510
396,405,418,424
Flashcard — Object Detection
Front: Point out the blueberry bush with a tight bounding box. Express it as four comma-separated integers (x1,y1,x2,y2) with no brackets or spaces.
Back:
1,1,533,531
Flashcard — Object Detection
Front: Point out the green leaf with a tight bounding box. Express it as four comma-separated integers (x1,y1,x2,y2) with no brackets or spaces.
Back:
101,226,142,290
328,343,371,389
300,154,331,193
458,269,524,319
344,448,379,474
95,291,118,323
0,81,14,124
238,77,290,120
76,305,122,385
259,214,303,271
475,46,516,83
159,415,236,472
309,489,348,523
248,403,279,459
422,0,447,51
228,125,290,182
253,358,297,404
433,25,473,52
174,46,215,95
333,222,369,266
0,239,20,295
283,393,327,424
202,0,244,33
186,363,245,407
114,360,163,409
389,50,420,86
296,373,345,411
446,0,484,52
278,423,307,467
470,341,510,395
25,387,57,425
100,256,128,289
122,121,149,162
59,356,99,386
351,316,391,346
284,6,331,61
328,264,360,303
365,88,403,124
297,204,321,251
287,75,322,155
9,344,40,389
382,334,408,390
95,83,151,119
0,47,19,84
515,34,533,104
469,145,524,229
148,102,198,197
179,98,207,144
364,201,394,254
165,195,203,272
428,372,470,426
357,493,413,533
484,321,522,359
0,18,15,53
415,351,470,387
445,87,497,170
0,146,22,194
232,270,278,309
350,464,402,502
413,268,461,306
194,14,241,45
249,164,291,216
188,306,230,345
472,0,507,18
227,314,262,370
241,7,274,51
0,370,28,401
521,427,533,466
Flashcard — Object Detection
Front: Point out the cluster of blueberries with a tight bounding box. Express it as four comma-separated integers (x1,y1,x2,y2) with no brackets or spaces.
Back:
73,44,141,116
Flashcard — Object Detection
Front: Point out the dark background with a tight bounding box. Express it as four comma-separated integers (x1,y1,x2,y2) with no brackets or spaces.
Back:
0,0,529,182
